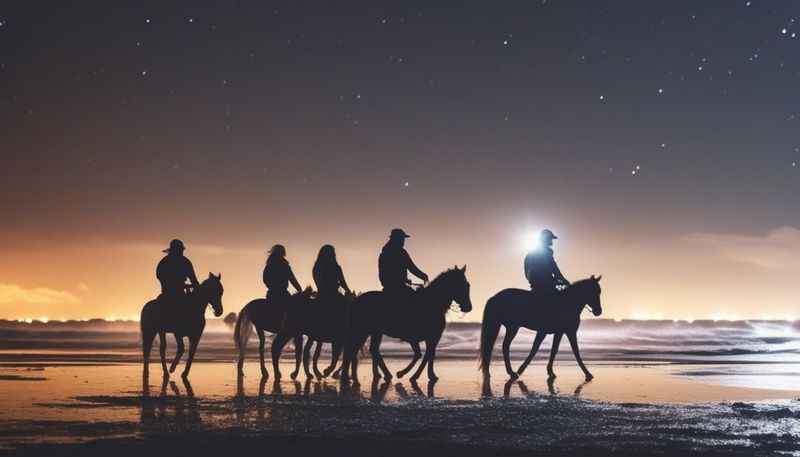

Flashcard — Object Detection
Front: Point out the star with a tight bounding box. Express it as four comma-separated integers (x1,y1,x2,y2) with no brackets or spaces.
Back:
657,88,664,94
145,18,151,24
599,95,605,101
404,181,410,187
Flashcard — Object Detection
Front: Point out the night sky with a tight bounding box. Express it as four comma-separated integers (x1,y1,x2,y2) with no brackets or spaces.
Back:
1,1,798,321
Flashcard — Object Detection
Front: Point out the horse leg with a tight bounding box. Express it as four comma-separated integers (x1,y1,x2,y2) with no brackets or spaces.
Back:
312,341,324,378
142,329,155,377
502,326,520,380
370,334,392,380
567,331,593,381
182,334,201,378
290,335,302,380
324,342,342,378
409,344,430,382
546,333,563,379
516,332,547,378
396,341,422,378
158,331,168,377
426,337,442,382
302,338,315,379
270,332,292,380
169,335,185,374
351,335,366,384
257,329,268,378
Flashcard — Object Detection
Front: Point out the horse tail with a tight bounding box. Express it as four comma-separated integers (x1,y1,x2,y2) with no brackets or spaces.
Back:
478,295,502,375
234,304,254,355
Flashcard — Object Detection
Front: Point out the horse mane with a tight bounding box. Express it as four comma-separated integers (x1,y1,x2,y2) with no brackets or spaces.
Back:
426,267,462,289
419,268,465,313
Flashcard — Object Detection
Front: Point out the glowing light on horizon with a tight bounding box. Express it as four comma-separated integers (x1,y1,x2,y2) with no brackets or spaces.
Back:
39,316,48,323
521,231,542,252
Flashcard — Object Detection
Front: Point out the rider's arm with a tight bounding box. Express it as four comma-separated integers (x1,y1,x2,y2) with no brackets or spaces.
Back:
551,258,569,285
185,259,201,289
337,266,352,295
288,267,303,293
405,251,429,283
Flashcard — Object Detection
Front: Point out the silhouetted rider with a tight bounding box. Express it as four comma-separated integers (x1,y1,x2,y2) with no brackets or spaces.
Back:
313,244,352,298
156,239,200,303
379,228,428,298
263,244,302,303
524,229,569,294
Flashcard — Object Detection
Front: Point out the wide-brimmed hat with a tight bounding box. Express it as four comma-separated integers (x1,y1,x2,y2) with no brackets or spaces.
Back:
163,239,185,253
390,228,410,240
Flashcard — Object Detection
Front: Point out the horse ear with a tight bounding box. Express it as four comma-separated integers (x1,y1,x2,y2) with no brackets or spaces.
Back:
596,275,602,282
590,274,595,280
208,272,214,279
461,265,467,273
217,273,222,280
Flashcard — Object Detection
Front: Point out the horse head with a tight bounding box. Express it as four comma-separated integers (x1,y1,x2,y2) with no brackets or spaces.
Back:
202,272,224,317
444,265,472,313
582,275,603,316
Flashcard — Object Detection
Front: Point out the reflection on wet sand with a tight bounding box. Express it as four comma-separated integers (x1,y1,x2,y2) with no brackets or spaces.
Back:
481,376,592,400
140,372,200,429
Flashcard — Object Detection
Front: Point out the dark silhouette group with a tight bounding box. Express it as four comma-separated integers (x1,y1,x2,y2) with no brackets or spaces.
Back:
141,228,603,384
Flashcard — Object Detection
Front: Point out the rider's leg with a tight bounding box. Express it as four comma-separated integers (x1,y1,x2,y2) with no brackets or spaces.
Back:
547,333,563,378
502,326,520,378
567,331,593,380
517,331,547,377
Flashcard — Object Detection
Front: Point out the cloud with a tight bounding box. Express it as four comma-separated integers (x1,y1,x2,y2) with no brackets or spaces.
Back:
0,283,81,306
684,226,800,270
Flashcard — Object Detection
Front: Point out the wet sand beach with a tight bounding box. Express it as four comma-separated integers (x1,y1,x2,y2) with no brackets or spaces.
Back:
2,358,800,456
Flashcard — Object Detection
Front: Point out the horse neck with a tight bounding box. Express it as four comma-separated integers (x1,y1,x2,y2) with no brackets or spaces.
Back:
421,280,453,314
564,286,587,317
189,288,209,314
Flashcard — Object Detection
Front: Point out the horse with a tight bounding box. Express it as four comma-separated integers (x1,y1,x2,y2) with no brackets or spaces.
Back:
270,291,352,380
141,273,224,379
340,266,472,383
233,290,309,379
478,275,603,381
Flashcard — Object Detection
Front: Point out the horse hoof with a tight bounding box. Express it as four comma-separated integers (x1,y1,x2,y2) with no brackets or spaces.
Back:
548,373,556,380
509,372,519,381
429,376,439,383
383,374,393,382
181,371,189,379
169,366,176,374
410,375,419,382
585,374,594,381
289,372,298,380
396,371,405,379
